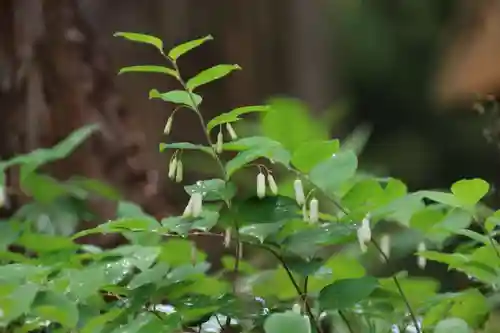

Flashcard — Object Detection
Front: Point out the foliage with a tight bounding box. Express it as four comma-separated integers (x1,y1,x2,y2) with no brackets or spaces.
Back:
0,32,499,333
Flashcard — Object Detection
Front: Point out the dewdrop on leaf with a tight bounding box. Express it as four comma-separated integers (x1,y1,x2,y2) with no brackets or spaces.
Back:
191,192,203,218
417,242,427,269
168,157,177,180
175,160,183,183
293,179,305,206
256,172,266,198
226,123,238,140
309,198,319,223
216,130,224,154
380,234,391,260
164,116,173,135
267,174,278,195
357,216,371,253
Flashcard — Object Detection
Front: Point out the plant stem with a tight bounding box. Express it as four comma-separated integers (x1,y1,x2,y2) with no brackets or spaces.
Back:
168,58,241,297
266,247,324,333
371,240,421,333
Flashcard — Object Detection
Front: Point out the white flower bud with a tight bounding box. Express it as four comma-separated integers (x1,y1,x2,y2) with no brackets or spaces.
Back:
309,198,319,223
380,234,391,260
293,179,305,206
168,157,177,179
164,116,173,135
183,196,193,218
417,242,427,269
267,174,278,195
226,123,238,140
237,242,243,260
175,160,183,183
256,172,266,199
224,228,231,248
302,204,309,222
191,192,203,218
292,303,301,314
357,216,371,253
216,130,224,154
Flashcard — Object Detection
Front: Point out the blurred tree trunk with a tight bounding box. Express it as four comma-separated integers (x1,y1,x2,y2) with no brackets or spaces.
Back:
0,0,175,246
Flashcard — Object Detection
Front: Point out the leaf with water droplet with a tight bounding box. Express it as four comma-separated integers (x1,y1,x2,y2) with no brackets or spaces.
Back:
240,222,285,243
235,196,299,226
184,179,236,202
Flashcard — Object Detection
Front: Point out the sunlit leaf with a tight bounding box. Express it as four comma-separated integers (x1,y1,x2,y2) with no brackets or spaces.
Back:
114,32,164,53
184,179,236,201
292,140,340,173
187,64,241,91
207,106,270,133
149,89,202,109
168,35,213,61
32,291,79,328
118,65,178,78
451,178,490,206
435,318,471,333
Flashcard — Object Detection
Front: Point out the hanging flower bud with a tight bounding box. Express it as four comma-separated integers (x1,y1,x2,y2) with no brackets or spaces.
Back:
216,130,224,154
191,192,203,218
309,198,319,223
226,123,238,140
168,157,177,180
302,204,309,222
224,228,231,248
257,172,266,198
267,174,278,195
380,234,391,260
293,179,305,206
357,216,371,253
417,242,427,269
0,185,5,208
183,196,193,218
292,303,302,314
164,116,173,135
237,242,243,260
175,160,183,183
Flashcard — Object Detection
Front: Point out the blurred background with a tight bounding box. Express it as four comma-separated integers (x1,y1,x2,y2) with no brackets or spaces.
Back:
2,0,500,279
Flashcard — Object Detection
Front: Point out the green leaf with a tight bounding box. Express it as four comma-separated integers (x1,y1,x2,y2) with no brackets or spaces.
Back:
235,196,298,225
17,233,77,253
240,222,284,243
262,98,329,152
184,179,236,201
32,291,79,328
264,311,311,333
485,210,500,232
159,142,212,155
416,190,461,207
187,64,241,91
72,217,160,240
0,124,99,171
225,142,291,177
309,150,358,194
319,276,379,310
168,35,213,61
128,263,170,289
207,105,270,133
114,32,164,53
0,283,39,324
448,289,488,328
292,140,340,173
451,178,490,206
149,89,202,109
81,308,123,333
434,318,471,333
118,65,178,78
159,239,206,266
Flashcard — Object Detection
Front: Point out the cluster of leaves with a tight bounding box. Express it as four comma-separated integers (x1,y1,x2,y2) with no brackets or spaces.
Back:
1,32,500,333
